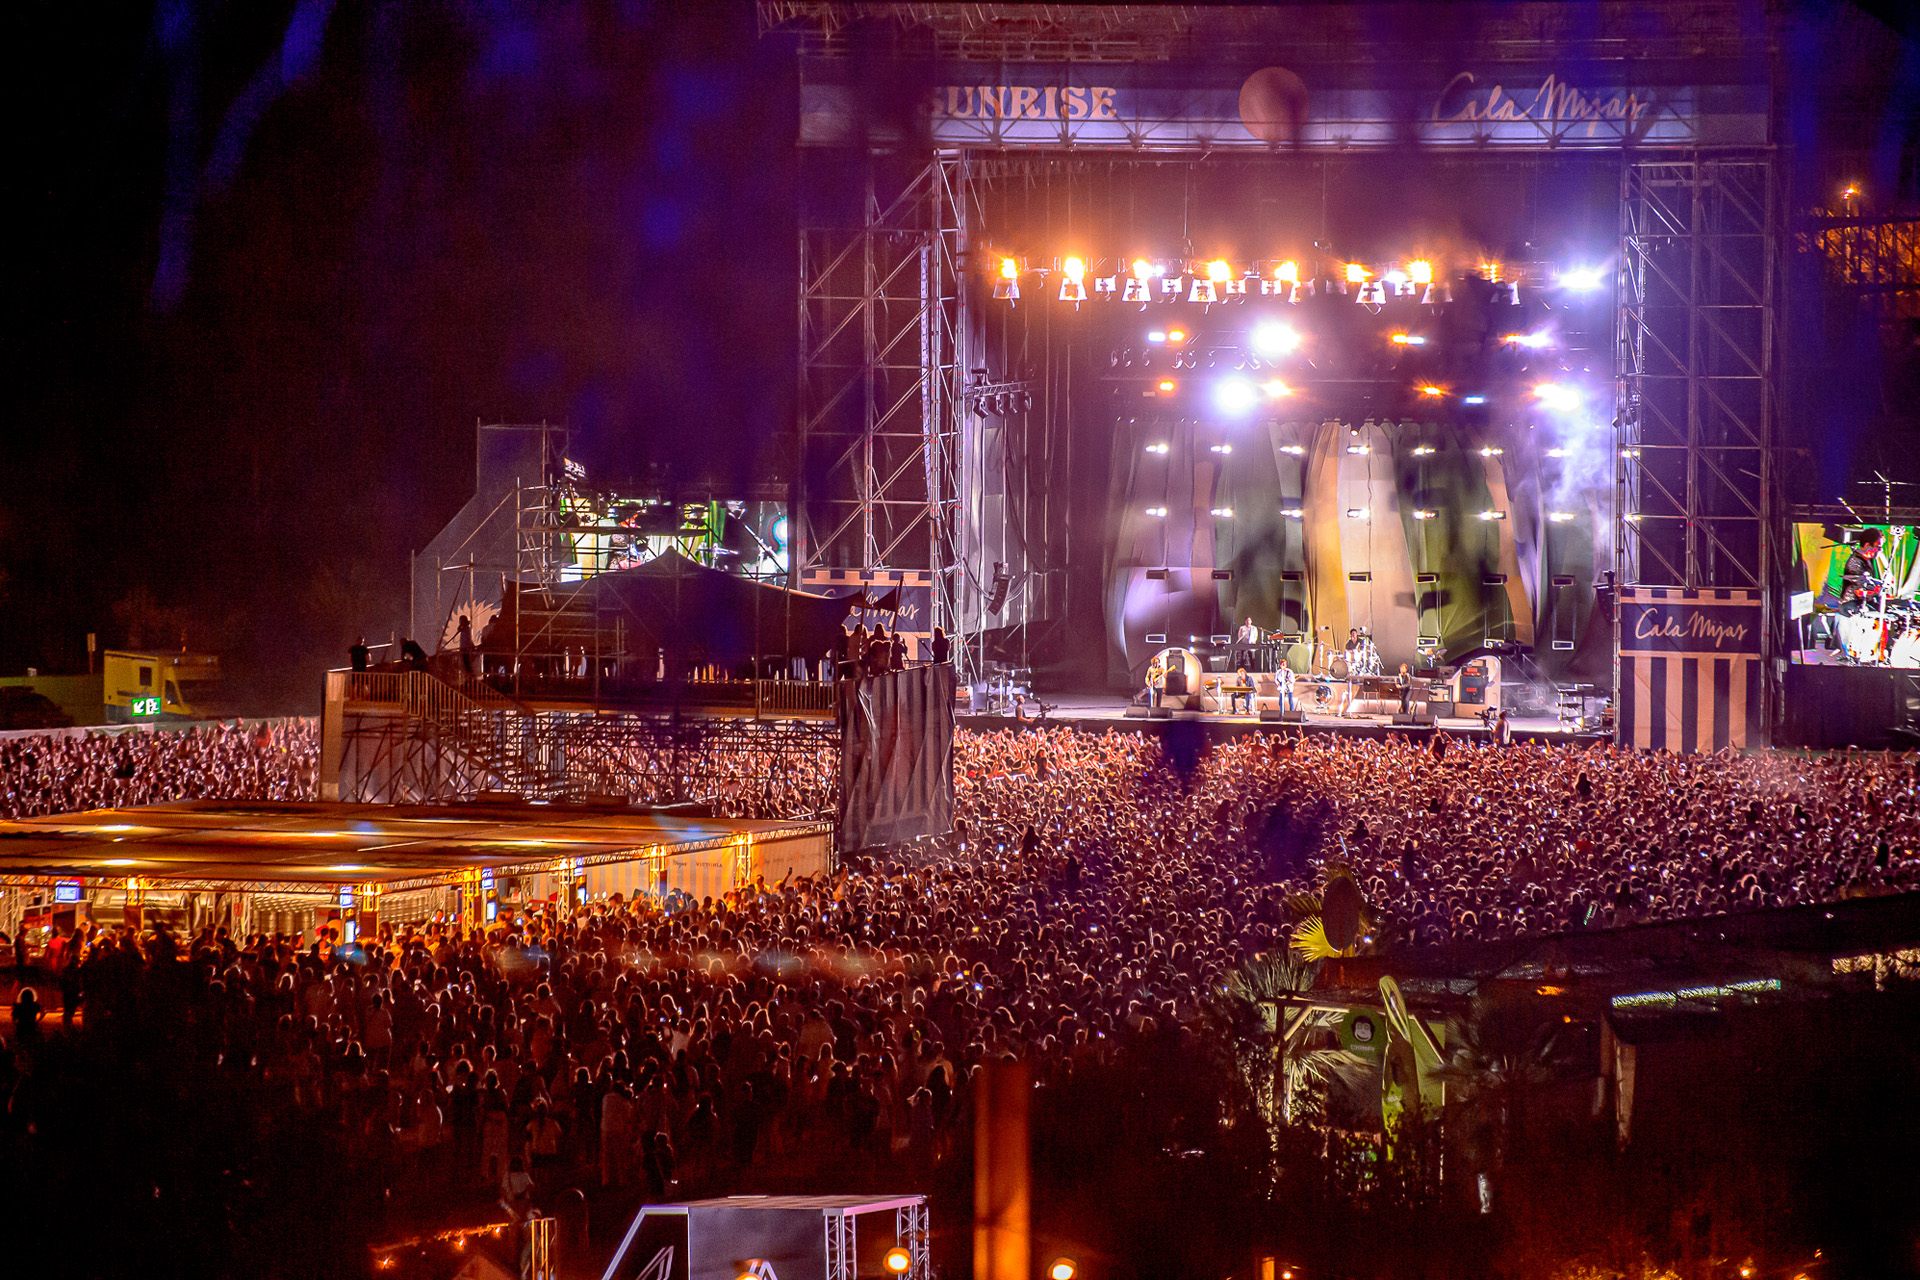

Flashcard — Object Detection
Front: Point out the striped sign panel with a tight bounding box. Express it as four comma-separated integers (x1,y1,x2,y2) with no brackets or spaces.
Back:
1617,588,1763,752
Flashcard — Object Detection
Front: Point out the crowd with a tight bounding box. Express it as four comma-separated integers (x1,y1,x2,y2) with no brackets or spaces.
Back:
0,719,318,820
2,721,1917,1268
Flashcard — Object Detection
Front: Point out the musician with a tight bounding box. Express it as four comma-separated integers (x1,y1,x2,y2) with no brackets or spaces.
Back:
1234,616,1262,670
1396,662,1413,714
1229,665,1254,715
1840,528,1886,615
1276,662,1296,715
1145,654,1165,708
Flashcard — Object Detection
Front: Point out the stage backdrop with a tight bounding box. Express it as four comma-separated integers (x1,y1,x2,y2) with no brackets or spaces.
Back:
1617,588,1763,752
837,665,956,851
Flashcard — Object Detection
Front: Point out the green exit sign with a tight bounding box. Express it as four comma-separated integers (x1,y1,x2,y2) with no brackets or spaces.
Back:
131,696,161,717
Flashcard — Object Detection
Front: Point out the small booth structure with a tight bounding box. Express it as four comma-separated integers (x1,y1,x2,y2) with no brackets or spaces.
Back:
0,799,830,945
601,1194,928,1280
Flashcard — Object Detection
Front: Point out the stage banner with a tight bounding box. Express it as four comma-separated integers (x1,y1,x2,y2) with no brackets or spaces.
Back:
801,61,1767,152
837,664,956,850
1617,588,1763,753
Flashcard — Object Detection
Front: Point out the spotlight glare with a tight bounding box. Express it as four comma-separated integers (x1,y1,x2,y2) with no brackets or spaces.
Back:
1534,382,1581,412
1383,269,1409,287
1546,447,1568,458
1145,443,1170,454
1390,333,1427,346
1478,446,1505,457
1477,509,1508,520
1274,260,1300,283
1145,506,1168,518
1413,510,1437,520
1345,443,1371,455
1063,256,1086,283
1345,507,1369,519
1251,321,1301,356
1210,507,1234,518
1157,379,1176,392
1049,1261,1078,1280
1420,385,1444,397
1345,263,1368,284
1147,330,1167,343
1206,259,1231,282
1281,507,1304,518
1167,329,1187,344
1131,258,1153,281
999,258,1019,280
1263,379,1292,399
1463,395,1486,405
1410,445,1436,456
1214,377,1259,414
1280,444,1305,455
886,1248,913,1275
1210,443,1232,454
1408,259,1434,284
1549,511,1576,522
1560,266,1605,291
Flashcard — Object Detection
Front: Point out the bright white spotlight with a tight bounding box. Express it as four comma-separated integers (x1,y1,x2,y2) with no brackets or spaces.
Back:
1279,444,1305,455
1147,330,1167,343
1463,395,1486,405
1477,510,1508,521
1345,443,1371,455
1262,379,1292,399
1274,260,1300,284
1345,507,1369,519
1144,442,1170,454
1534,382,1581,412
1503,331,1552,349
1214,378,1259,414
1560,267,1605,291
1206,259,1231,283
1209,443,1232,454
1281,507,1304,518
1478,446,1505,457
1408,260,1434,285
1250,321,1301,356
1549,511,1576,522
1383,269,1409,287
1546,447,1568,458
1063,256,1086,283
1145,506,1168,517
1412,509,1437,520
1390,333,1427,346
1210,506,1234,518
1410,445,1436,456
1131,258,1153,281
771,515,788,548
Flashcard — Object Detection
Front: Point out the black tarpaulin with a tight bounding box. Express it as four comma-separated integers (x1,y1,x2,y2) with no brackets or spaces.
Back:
837,664,956,849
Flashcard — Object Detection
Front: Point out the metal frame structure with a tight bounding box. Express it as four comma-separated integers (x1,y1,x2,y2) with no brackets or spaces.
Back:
1616,154,1784,729
797,160,964,671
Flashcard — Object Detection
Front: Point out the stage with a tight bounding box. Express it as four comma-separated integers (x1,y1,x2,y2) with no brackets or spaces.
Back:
958,691,1608,746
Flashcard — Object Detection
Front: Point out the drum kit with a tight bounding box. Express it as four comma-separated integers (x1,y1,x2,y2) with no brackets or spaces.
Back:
1837,597,1920,667
1315,626,1382,679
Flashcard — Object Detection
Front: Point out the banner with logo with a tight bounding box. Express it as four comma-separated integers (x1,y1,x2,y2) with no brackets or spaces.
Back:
1617,588,1764,752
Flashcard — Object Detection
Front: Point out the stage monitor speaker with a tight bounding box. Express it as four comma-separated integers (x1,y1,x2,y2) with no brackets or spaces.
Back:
1413,712,1434,726
1147,706,1173,719
1282,707,1304,722
1259,708,1285,722
1392,712,1416,725
1428,699,1455,718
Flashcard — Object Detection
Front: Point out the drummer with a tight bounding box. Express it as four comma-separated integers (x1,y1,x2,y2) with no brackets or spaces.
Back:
1338,629,1362,716
1840,528,1886,614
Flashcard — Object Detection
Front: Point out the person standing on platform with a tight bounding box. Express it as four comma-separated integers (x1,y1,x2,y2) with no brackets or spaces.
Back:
1235,616,1261,669
349,637,370,672
890,629,908,672
1278,662,1296,716
457,615,476,676
929,626,950,668
1495,707,1513,746
1396,663,1413,714
1145,654,1164,709
866,624,891,677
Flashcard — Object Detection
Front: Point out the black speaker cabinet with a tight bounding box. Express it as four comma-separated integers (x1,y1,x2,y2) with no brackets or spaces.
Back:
1427,699,1455,719
1282,707,1305,722
1392,712,1416,725
1147,706,1173,719
1258,708,1286,722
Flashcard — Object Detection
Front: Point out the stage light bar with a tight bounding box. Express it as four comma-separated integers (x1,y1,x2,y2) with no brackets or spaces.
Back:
1413,509,1437,520
1346,443,1371,455
1560,266,1605,291
1546,447,1568,458
1250,321,1301,356
1390,333,1427,346
1206,259,1231,282
1411,445,1436,456
1534,382,1581,411
1408,260,1433,284
1209,443,1232,454
1345,263,1368,284
1274,260,1300,284
1345,507,1369,519
1059,255,1087,302
1477,510,1508,520
1214,377,1258,414
1478,446,1504,457
1210,506,1234,518
1145,442,1170,454
1281,507,1304,518
1549,511,1576,522
1263,379,1292,399
1280,444,1305,455
1505,331,1552,349
1463,395,1486,405
1145,506,1169,518
1624,512,1642,522
1383,269,1408,287
1621,447,1641,458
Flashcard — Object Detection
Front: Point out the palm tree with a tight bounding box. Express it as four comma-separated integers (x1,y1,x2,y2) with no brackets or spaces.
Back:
1432,992,1574,1207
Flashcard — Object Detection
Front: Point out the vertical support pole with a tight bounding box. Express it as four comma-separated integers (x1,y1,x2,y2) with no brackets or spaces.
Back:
974,1058,1031,1280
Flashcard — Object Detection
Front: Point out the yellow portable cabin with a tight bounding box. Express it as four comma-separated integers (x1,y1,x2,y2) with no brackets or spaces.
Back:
103,651,223,723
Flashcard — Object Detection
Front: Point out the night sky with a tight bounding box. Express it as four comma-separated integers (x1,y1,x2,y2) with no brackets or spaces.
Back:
8,1,1920,710
8,1,797,708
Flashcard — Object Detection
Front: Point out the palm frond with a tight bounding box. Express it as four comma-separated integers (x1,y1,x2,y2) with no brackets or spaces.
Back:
1290,916,1350,961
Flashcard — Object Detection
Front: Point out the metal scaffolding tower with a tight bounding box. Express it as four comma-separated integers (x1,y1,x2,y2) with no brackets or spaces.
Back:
1616,154,1784,722
797,160,966,673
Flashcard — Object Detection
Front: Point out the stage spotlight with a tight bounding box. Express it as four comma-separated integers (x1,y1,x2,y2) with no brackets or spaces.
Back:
1410,445,1436,456
1345,443,1371,455
885,1249,913,1275
1280,444,1305,455
1420,385,1444,397
1157,379,1177,392
1534,382,1581,412
1345,507,1369,519
1124,260,1152,304
1049,1260,1077,1280
994,257,1020,301
1546,447,1568,458
1275,260,1300,283
1263,379,1292,399
1478,446,1505,457
1412,509,1437,520
1390,333,1427,346
1206,259,1231,282
1408,259,1433,284
1281,507,1304,518
1620,447,1641,458
1250,321,1301,356
1383,268,1408,288
1214,377,1259,414
1345,263,1368,284
1481,261,1501,281
1624,512,1642,522
1060,256,1087,302
1063,256,1086,283
1188,277,1219,304
1147,330,1167,343
1477,510,1508,520
1145,442,1170,454
1210,443,1232,454
1211,507,1234,518
1463,395,1486,405
1549,511,1576,522
1560,266,1605,291
1145,506,1168,517
771,515,788,548
1131,258,1153,280
1168,329,1187,344
1503,331,1551,349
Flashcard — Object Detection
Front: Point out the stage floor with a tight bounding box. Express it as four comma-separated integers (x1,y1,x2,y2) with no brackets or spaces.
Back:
958,691,1608,745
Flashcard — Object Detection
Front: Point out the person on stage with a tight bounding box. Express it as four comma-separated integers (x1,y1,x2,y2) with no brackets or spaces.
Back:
1229,666,1254,715
1840,528,1886,614
1277,662,1296,716
1396,662,1413,714
1235,616,1261,669
1338,629,1361,716
1145,653,1164,709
